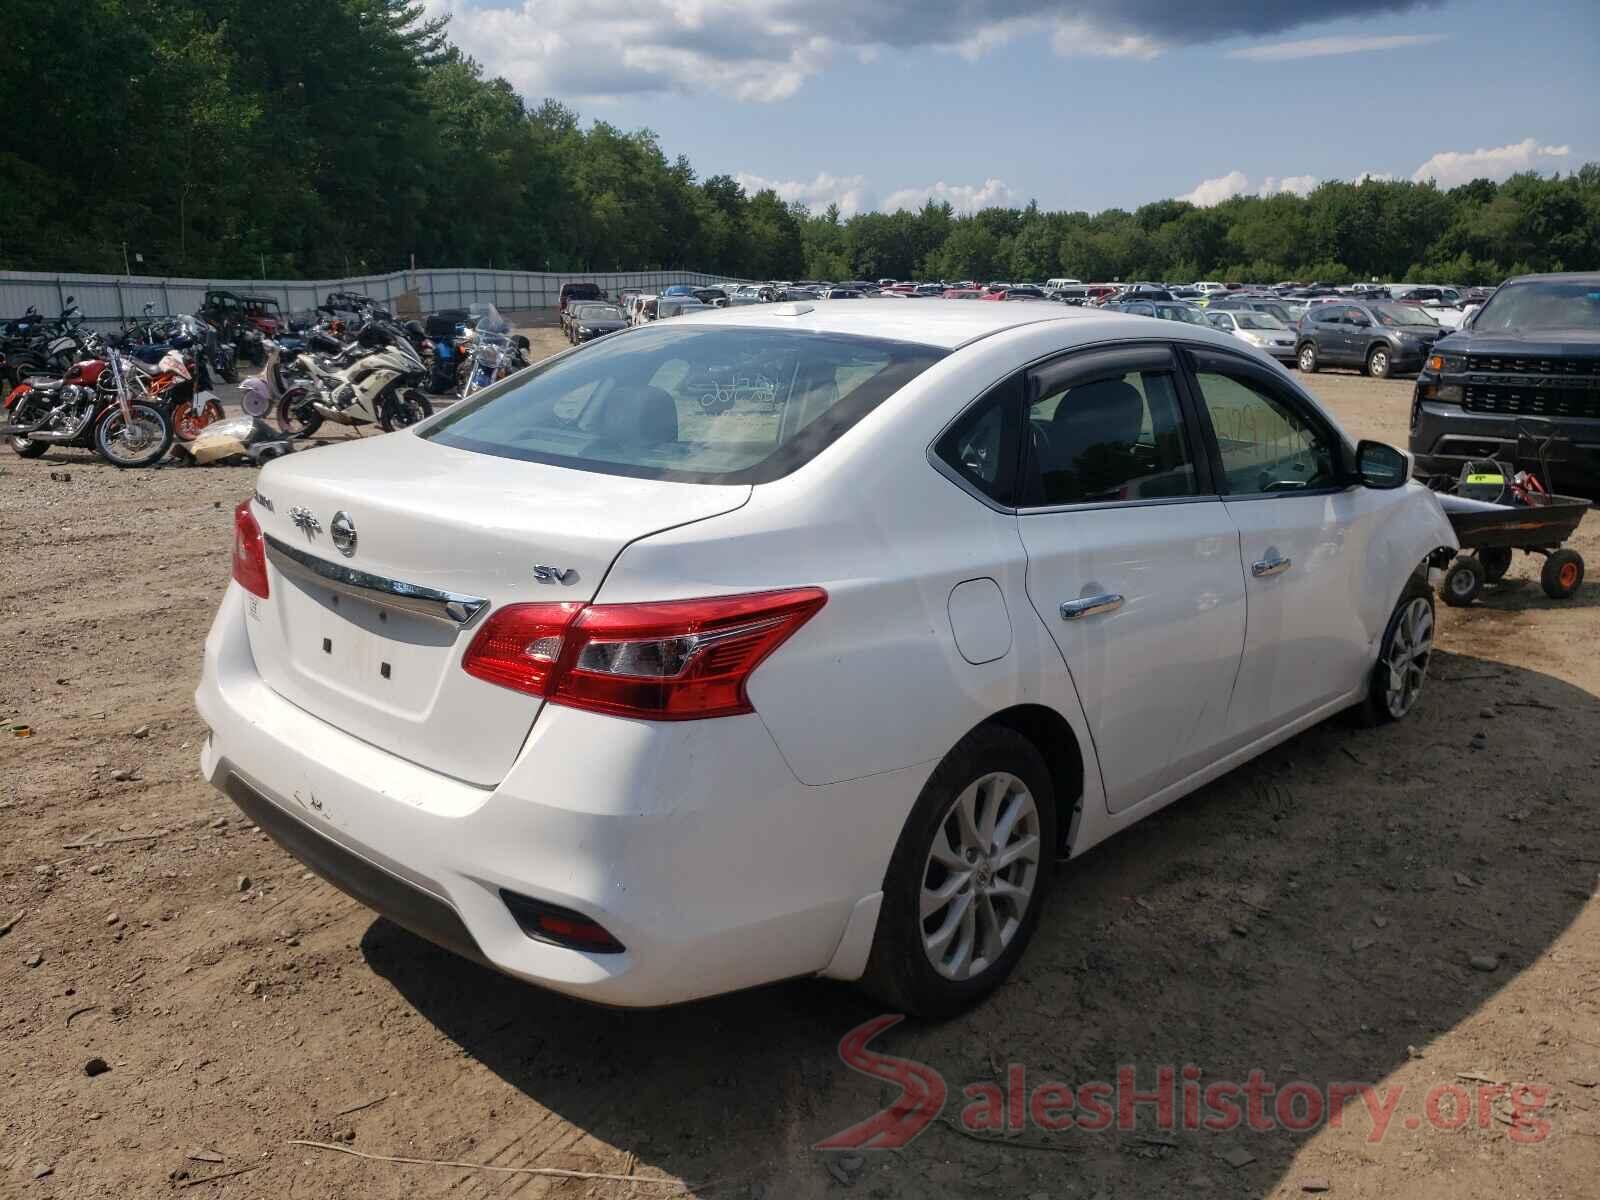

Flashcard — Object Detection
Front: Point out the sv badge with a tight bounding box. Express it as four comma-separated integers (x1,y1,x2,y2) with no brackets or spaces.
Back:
532,564,577,584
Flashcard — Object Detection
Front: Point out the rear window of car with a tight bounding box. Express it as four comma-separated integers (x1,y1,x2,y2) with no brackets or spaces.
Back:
422,325,947,484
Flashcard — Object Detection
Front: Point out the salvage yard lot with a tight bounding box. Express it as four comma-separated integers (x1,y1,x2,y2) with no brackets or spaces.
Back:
3,339,1599,1198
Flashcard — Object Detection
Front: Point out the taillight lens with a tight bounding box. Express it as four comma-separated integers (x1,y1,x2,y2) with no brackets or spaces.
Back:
232,500,270,598
462,588,826,720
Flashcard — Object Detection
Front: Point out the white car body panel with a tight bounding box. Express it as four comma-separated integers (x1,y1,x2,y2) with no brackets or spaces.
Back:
197,301,1457,1006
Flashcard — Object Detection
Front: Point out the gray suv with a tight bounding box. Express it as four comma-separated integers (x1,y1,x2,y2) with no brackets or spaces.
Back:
1296,300,1445,379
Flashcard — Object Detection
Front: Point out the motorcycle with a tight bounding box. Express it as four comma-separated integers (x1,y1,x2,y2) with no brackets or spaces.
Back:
460,307,529,398
1,331,174,468
275,316,433,437
238,337,317,420
127,306,240,385
140,338,225,442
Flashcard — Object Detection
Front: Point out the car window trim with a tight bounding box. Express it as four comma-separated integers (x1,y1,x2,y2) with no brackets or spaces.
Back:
1178,344,1355,502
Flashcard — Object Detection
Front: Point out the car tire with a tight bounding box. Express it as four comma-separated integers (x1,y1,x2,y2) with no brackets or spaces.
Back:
1365,345,1392,379
1479,547,1513,583
1298,343,1318,373
1540,549,1584,600
862,725,1056,1018
1355,576,1436,725
1442,556,1484,608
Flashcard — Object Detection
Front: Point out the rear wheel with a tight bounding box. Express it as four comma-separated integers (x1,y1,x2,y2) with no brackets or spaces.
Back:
1366,345,1392,379
1541,549,1584,600
276,387,322,438
862,725,1056,1018
7,392,50,457
1298,343,1318,373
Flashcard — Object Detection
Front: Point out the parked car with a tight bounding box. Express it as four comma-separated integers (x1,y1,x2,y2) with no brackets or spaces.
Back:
1121,284,1174,302
693,288,729,308
558,282,605,314
821,288,863,299
943,288,984,300
1112,301,1211,329
568,302,629,344
200,303,1455,1014
656,298,709,320
1296,300,1445,378
1205,310,1298,363
1194,281,1227,296
1208,295,1297,326
1410,271,1600,488
561,301,607,340
627,295,658,326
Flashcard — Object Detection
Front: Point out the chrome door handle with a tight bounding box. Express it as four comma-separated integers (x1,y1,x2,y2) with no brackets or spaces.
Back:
1252,555,1292,578
1060,593,1124,621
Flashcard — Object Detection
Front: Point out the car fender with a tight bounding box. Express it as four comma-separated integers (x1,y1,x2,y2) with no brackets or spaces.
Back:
1361,482,1458,650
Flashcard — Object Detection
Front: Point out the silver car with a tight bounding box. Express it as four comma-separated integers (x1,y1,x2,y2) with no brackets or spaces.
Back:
1206,310,1298,363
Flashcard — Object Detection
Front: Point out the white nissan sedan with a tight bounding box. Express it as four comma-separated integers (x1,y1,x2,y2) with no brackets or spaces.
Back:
197,302,1456,1015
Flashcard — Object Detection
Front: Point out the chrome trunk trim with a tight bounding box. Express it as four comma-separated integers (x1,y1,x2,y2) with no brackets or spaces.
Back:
263,534,489,626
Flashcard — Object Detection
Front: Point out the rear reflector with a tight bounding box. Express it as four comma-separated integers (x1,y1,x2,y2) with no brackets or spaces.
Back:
232,500,270,598
500,890,625,953
462,587,826,720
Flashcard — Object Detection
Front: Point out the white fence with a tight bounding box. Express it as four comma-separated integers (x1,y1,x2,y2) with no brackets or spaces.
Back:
0,267,747,325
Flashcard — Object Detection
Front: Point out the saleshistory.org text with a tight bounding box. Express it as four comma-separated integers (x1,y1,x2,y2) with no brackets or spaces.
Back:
815,1016,1552,1151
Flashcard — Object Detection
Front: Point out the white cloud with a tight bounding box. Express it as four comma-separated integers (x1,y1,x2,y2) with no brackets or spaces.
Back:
424,0,1442,103
1178,172,1322,206
1411,138,1572,188
1228,33,1446,61
882,178,1017,214
1179,171,1253,207
1265,175,1318,198
733,171,874,217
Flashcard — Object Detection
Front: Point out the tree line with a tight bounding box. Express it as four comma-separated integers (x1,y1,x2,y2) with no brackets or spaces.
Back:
3,0,1597,288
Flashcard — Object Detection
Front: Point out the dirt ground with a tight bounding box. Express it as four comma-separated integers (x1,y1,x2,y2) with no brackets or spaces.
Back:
4,325,1600,1199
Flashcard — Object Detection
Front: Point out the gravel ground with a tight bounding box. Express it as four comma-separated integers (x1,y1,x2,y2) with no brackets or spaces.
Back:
3,328,1599,1198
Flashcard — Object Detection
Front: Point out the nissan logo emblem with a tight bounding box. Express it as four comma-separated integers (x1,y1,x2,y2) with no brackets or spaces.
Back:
330,511,357,557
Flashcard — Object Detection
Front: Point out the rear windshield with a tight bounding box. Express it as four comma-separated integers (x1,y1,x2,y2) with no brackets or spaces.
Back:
421,325,947,484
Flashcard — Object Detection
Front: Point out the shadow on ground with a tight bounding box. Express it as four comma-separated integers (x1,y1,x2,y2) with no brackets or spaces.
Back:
367,649,1599,1198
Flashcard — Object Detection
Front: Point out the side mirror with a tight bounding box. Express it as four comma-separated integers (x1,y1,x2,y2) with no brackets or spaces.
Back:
1355,440,1408,489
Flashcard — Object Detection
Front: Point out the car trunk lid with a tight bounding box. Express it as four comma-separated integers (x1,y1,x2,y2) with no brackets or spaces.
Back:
244,433,749,786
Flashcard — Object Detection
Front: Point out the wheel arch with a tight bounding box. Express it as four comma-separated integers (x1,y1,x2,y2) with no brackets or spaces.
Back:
980,703,1085,857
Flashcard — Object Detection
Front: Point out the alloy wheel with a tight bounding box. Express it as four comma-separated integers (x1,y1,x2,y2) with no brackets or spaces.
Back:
1385,597,1433,718
920,771,1041,981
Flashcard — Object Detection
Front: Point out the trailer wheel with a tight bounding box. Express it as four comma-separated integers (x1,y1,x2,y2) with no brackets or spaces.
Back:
1442,556,1484,607
1479,547,1513,583
1540,549,1584,600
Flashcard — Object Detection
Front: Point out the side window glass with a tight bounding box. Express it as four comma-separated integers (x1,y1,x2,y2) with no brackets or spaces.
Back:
1193,371,1339,495
1024,369,1198,506
935,382,1017,506
1317,306,1341,324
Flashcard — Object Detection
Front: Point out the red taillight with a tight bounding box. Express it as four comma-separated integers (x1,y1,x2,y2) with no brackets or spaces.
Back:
462,588,827,720
232,500,270,598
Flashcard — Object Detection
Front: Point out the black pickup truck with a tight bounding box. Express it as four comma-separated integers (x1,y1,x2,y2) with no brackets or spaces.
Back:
1410,272,1600,488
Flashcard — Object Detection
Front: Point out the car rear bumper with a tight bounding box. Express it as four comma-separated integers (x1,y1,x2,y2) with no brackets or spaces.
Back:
195,584,914,1006
1409,397,1600,485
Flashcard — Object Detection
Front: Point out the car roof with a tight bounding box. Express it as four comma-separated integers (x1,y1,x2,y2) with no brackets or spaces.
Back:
1501,271,1600,285
668,298,1227,351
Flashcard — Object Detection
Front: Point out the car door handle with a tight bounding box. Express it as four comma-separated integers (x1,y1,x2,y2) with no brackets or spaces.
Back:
1252,555,1292,578
1060,593,1124,621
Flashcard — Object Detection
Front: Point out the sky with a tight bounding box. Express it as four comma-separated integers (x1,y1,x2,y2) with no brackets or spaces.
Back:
429,0,1599,217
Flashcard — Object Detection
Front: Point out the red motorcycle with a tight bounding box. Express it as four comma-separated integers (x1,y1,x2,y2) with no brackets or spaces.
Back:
1,332,174,467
